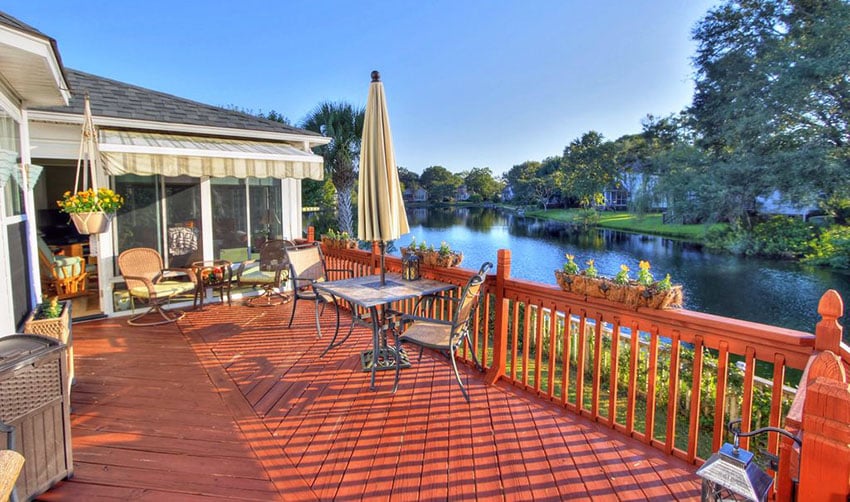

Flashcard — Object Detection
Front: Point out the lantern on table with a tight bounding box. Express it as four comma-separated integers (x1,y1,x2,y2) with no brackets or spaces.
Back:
402,251,420,281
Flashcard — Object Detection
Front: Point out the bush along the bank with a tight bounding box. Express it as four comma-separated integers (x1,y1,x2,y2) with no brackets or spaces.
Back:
804,225,850,269
705,216,817,259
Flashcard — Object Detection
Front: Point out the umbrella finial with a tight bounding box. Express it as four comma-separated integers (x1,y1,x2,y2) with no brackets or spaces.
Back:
371,70,381,82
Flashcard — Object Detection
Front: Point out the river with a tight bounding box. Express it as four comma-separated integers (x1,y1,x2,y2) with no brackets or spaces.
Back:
393,206,850,333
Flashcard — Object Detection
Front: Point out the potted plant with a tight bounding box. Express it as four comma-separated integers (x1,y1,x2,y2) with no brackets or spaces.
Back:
321,229,358,249
23,297,74,392
403,238,463,267
57,187,124,234
554,257,683,310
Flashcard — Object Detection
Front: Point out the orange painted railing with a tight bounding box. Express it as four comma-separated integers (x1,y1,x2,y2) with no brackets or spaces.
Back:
316,233,848,497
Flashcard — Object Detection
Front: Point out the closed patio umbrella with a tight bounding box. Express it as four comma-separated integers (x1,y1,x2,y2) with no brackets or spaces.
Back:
357,70,409,286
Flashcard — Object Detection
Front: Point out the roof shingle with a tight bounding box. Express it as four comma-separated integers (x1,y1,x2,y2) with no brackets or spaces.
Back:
34,68,320,138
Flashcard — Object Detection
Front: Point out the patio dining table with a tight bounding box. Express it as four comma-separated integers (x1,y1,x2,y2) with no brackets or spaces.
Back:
312,273,455,390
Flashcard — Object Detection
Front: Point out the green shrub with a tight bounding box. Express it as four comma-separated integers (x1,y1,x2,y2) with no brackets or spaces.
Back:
750,216,815,258
573,208,599,227
804,225,850,269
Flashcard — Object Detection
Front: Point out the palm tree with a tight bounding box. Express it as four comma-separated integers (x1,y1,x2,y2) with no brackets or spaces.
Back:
301,102,365,235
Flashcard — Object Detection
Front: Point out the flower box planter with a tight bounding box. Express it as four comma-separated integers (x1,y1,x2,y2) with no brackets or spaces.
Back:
401,248,463,268
321,236,358,250
554,270,683,310
23,300,74,393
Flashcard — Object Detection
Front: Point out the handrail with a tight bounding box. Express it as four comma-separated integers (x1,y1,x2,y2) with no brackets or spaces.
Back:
315,231,846,496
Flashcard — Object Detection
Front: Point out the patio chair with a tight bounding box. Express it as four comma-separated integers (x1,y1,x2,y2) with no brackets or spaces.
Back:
235,239,292,306
117,247,197,326
284,242,355,350
396,261,493,402
36,235,87,299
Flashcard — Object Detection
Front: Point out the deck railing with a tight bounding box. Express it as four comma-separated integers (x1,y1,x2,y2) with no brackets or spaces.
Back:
314,229,849,498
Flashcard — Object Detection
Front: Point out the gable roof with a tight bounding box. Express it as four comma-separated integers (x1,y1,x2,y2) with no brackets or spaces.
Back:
0,10,69,106
33,68,321,139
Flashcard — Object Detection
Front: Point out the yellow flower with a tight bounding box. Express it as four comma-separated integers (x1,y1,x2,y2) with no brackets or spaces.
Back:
620,264,629,273
639,260,650,271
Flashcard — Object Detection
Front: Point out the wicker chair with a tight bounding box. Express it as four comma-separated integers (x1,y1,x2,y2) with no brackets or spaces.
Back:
396,262,493,402
117,248,197,326
284,242,355,349
235,239,292,306
36,235,87,299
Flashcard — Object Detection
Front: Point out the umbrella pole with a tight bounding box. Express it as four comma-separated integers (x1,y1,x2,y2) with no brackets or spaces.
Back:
379,241,386,286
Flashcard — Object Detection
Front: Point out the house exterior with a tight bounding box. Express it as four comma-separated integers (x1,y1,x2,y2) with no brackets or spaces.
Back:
413,187,428,202
601,172,667,211
455,185,470,201
0,13,71,332
501,184,514,201
0,11,329,326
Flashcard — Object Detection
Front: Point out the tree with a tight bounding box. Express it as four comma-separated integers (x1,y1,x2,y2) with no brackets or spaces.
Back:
560,131,618,208
464,167,503,201
690,0,850,215
397,166,420,191
420,165,462,201
301,102,365,234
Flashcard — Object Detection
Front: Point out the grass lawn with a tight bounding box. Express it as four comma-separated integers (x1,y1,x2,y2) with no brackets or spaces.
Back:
525,209,725,242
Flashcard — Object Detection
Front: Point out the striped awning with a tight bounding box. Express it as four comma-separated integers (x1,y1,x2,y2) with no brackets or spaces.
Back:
98,130,324,180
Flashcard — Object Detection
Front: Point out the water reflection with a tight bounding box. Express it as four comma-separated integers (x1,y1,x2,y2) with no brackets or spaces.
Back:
398,207,850,333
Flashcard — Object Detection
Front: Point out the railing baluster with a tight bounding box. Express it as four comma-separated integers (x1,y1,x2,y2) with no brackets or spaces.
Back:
645,327,659,444
591,313,603,419
768,353,786,459
534,303,544,393
687,335,704,463
665,330,681,454
739,346,757,451
575,312,588,413
626,320,639,436
608,320,621,429
547,303,558,399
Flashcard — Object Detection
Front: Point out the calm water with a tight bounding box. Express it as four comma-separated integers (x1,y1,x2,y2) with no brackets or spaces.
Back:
394,206,850,333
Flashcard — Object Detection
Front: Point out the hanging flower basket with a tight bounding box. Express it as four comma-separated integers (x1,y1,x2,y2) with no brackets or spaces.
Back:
69,211,112,235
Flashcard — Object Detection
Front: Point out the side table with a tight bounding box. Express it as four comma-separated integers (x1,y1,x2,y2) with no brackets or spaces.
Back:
192,260,233,308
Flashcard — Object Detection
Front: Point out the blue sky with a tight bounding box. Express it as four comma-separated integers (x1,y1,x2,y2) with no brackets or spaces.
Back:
10,1,718,176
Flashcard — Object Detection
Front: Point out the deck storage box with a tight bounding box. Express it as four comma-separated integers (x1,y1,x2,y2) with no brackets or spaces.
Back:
0,334,72,500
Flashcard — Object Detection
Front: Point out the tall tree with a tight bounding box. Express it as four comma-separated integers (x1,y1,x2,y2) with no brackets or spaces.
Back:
420,165,462,201
691,0,850,216
301,102,365,234
560,131,618,208
464,167,503,201
397,166,420,191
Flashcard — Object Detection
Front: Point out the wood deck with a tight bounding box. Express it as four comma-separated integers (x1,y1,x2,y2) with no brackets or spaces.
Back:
38,301,701,501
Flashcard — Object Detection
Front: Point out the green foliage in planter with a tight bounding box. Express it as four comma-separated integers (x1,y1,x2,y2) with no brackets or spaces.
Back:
34,297,63,320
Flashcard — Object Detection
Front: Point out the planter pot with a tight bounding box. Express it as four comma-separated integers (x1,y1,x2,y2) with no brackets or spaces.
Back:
23,300,73,394
70,211,112,234
553,271,683,310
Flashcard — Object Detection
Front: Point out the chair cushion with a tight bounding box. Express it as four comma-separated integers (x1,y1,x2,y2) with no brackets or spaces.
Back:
130,280,196,299
399,320,453,350
240,270,278,284
53,256,84,279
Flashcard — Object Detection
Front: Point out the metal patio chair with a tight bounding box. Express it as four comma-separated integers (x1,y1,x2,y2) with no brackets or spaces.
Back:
284,242,356,352
396,261,493,402
235,239,292,306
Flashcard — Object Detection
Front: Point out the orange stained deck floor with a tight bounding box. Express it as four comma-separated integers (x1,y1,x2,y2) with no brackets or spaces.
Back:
39,300,701,501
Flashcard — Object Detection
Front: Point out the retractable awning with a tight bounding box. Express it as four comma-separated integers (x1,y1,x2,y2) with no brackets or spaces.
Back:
98,130,324,180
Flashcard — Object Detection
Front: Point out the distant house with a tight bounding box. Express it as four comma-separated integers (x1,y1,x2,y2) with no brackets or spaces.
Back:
456,185,470,202
757,191,819,220
413,188,428,202
403,187,414,201
502,185,514,201
601,172,666,211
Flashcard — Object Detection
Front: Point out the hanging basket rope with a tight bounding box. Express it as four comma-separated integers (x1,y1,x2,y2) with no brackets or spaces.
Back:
65,95,115,234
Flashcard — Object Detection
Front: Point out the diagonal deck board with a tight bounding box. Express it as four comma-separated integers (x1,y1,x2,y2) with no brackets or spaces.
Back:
41,302,701,500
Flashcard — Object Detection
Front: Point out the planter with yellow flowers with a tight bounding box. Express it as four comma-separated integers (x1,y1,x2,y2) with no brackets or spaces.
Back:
57,187,124,235
554,256,683,310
